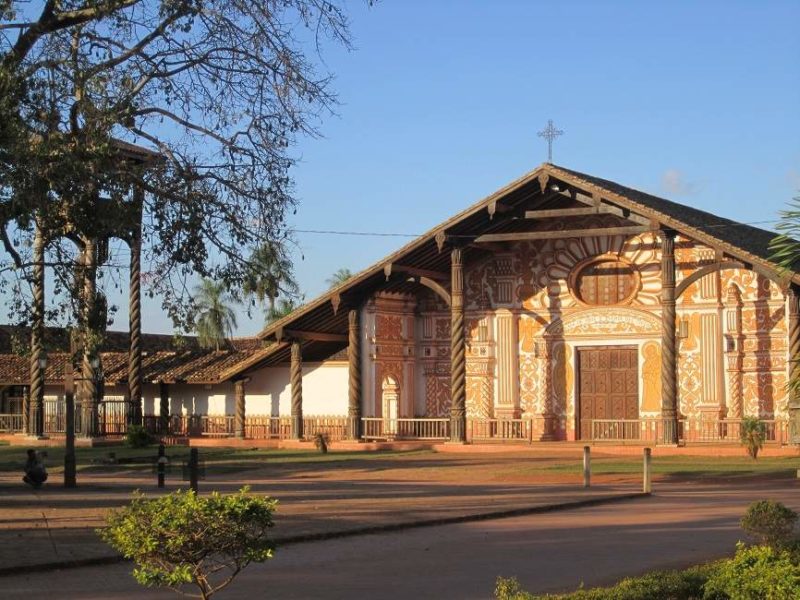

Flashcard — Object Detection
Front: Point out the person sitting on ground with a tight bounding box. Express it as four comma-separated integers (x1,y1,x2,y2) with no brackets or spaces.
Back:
23,449,48,489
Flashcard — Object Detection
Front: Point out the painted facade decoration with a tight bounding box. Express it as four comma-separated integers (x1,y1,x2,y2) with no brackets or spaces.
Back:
364,226,791,440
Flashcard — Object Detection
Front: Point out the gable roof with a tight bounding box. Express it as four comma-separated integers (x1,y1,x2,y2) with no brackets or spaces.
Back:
196,163,800,379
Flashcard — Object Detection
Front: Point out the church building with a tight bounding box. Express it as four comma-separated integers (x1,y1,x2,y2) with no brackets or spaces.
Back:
219,163,800,444
2,162,798,445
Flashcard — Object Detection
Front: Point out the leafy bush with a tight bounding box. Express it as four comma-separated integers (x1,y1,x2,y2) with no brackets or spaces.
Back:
313,432,329,454
703,542,800,600
125,424,152,448
495,565,716,600
740,417,767,459
100,487,276,599
740,500,798,549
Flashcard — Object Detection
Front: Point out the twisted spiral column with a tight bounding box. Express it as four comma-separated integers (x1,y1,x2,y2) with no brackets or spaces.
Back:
725,286,744,419
127,229,143,426
290,342,303,440
660,230,678,444
450,247,466,442
787,286,800,442
29,222,46,437
234,378,247,439
80,240,99,438
347,309,362,440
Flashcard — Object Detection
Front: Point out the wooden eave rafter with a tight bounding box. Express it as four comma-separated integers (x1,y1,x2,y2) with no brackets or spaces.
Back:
276,328,348,343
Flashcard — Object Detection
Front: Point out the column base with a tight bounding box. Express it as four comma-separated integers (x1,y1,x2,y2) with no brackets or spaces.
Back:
449,415,466,443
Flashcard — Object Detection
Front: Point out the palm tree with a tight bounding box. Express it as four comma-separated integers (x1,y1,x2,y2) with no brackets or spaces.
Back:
193,279,238,351
265,298,298,324
242,243,299,314
326,267,353,289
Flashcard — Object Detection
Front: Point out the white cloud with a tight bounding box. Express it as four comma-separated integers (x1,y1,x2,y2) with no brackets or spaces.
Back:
660,169,698,196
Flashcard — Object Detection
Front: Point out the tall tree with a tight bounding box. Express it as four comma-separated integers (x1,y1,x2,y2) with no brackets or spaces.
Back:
242,242,299,315
265,298,298,324
193,279,237,351
326,267,353,289
0,0,354,330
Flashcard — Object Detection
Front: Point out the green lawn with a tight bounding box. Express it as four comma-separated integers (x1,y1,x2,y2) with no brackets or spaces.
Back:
544,455,800,480
0,443,796,481
0,444,433,475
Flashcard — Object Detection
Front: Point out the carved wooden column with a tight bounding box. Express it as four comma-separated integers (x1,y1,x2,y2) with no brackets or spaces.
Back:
29,220,46,437
449,247,467,442
660,230,679,444
347,309,362,440
724,285,744,419
290,341,303,440
159,381,170,434
127,210,143,426
787,285,800,442
21,385,30,435
234,378,248,439
538,340,554,441
80,239,99,438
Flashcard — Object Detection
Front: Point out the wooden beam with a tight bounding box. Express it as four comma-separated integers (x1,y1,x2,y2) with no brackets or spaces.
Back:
408,276,451,306
393,264,448,281
475,226,648,243
524,207,612,219
283,329,348,343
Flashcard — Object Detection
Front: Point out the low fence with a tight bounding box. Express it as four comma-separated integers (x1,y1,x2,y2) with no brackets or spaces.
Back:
468,418,549,443
589,418,791,445
0,413,22,432
362,418,450,441
1,409,793,446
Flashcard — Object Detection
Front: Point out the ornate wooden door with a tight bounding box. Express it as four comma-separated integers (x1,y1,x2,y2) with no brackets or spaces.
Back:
577,347,639,440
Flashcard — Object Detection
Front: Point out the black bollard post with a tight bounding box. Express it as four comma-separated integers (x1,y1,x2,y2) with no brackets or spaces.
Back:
582,445,591,488
157,443,166,489
189,448,199,493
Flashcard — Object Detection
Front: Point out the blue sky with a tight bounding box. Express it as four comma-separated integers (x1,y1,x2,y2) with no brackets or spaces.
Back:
130,0,799,336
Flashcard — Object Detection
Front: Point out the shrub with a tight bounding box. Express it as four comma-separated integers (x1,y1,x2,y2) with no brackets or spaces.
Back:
740,500,798,549
740,417,767,459
703,542,800,600
495,565,716,599
100,487,276,599
313,432,329,454
125,424,152,448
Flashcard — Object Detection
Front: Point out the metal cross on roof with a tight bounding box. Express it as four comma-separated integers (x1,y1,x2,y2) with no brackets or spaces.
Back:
537,119,564,163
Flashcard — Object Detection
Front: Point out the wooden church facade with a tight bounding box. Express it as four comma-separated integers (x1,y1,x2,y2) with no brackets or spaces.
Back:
227,163,800,444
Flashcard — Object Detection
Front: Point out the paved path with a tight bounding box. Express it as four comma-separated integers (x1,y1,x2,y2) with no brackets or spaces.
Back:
3,480,797,599
0,461,637,574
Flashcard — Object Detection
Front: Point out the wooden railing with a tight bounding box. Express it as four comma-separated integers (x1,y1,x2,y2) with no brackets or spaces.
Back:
589,418,662,443
469,418,551,443
681,418,789,445
589,418,791,445
0,413,23,432
142,415,346,441
245,416,291,439
303,416,348,441
361,418,450,441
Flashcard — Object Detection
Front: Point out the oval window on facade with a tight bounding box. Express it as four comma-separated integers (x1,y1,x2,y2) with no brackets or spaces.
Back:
574,259,639,306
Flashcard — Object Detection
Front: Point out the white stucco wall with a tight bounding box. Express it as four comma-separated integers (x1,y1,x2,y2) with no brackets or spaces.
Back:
36,360,349,418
